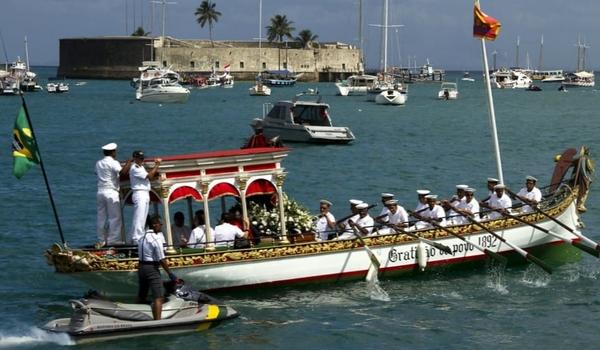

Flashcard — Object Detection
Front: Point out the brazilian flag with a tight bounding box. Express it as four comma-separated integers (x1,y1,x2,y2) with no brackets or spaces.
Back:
12,105,39,179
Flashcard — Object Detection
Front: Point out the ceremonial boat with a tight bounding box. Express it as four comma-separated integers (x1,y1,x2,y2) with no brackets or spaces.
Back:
45,146,596,295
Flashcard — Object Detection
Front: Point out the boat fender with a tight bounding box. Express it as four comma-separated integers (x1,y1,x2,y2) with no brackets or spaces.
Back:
417,241,427,271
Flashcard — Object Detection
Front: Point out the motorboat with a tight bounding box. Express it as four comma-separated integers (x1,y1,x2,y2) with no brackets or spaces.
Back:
261,70,298,87
533,70,565,82
249,80,271,96
375,85,408,105
47,82,69,93
461,72,475,82
541,74,566,83
253,95,355,143
438,82,459,100
196,68,235,89
42,282,239,344
335,74,378,96
136,77,190,103
527,84,542,91
562,71,595,87
491,68,532,89
131,62,181,90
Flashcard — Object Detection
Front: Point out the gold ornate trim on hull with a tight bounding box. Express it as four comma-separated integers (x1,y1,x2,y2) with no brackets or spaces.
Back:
46,189,578,273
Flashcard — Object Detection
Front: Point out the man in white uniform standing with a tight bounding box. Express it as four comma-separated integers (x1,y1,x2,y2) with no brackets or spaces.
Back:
516,176,542,213
129,150,161,244
95,142,131,247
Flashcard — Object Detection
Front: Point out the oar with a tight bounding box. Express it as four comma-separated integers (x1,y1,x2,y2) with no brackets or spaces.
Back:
408,210,507,264
447,203,552,274
384,223,453,255
349,222,381,283
480,201,600,258
507,188,600,252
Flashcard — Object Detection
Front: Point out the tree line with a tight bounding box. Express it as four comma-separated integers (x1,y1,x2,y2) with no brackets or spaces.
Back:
131,0,319,49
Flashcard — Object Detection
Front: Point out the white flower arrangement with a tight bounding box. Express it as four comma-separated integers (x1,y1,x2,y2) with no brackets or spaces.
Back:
248,194,314,236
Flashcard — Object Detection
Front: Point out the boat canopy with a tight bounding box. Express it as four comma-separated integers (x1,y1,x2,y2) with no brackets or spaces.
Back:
574,71,594,78
120,147,291,251
267,101,332,127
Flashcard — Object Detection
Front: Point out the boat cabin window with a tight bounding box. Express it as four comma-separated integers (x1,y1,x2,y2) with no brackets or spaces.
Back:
291,105,331,126
267,105,289,121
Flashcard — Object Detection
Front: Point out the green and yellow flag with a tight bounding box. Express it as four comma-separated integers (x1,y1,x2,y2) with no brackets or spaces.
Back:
12,105,39,178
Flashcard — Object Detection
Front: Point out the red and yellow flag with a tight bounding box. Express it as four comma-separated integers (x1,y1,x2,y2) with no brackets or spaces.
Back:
473,3,501,41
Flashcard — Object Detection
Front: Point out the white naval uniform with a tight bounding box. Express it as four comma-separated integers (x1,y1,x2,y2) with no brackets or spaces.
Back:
517,187,542,213
95,156,123,244
378,206,409,234
456,198,480,224
446,196,466,225
337,214,373,239
487,193,512,220
418,205,447,229
129,163,151,244
314,212,336,241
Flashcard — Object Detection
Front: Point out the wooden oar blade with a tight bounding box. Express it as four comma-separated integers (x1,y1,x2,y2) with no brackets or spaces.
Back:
363,245,381,269
484,249,507,264
525,253,553,274
572,241,600,258
432,241,453,255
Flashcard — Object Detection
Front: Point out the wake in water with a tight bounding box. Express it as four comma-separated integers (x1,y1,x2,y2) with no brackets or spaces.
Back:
521,264,551,287
366,274,390,302
0,327,74,348
486,261,509,295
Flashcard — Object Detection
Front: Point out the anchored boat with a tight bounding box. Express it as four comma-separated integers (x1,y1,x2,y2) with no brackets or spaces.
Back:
45,146,595,294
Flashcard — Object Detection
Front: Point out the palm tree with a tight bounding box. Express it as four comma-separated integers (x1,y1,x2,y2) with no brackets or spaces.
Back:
131,26,150,37
266,14,295,70
295,29,318,49
195,0,222,48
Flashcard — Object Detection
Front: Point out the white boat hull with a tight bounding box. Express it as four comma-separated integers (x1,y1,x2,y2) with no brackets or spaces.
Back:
263,124,354,144
249,84,271,96
53,197,582,294
438,90,459,100
375,89,407,105
137,86,190,103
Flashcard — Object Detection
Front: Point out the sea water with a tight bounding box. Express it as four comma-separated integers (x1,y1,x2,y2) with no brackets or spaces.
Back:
1,68,600,349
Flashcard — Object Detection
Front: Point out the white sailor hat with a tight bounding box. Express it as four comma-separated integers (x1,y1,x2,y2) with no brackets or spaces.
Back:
381,192,395,198
356,203,369,209
487,177,499,183
102,142,117,151
416,189,431,196
384,199,398,205
456,184,469,190
320,199,332,206
425,194,438,200
349,199,364,205
494,184,506,190
465,187,476,193
526,175,538,182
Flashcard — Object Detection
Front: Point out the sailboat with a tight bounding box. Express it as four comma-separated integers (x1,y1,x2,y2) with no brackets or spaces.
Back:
562,37,595,87
374,0,407,105
249,0,271,96
135,0,190,103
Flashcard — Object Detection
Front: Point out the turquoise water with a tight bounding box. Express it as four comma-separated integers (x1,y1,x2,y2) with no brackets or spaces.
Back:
1,68,600,349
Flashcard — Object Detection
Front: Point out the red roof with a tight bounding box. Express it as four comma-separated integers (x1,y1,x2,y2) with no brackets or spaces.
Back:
144,147,289,162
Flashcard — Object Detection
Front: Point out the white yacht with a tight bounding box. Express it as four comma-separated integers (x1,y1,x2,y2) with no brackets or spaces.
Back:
47,82,69,93
136,77,190,103
249,79,271,96
253,95,355,144
438,82,459,100
491,68,532,89
562,71,595,87
375,84,408,105
461,72,475,82
335,74,378,96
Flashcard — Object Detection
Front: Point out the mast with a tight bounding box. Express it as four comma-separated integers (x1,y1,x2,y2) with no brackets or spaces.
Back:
382,0,388,72
538,35,543,71
358,0,363,71
515,35,520,68
24,36,30,71
259,0,262,73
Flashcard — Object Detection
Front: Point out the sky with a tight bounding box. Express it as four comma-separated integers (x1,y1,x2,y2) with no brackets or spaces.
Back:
1,0,598,71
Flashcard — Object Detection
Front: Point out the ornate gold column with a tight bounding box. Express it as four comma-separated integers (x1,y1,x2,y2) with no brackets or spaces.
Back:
200,177,215,251
160,186,176,255
275,172,289,244
237,174,249,230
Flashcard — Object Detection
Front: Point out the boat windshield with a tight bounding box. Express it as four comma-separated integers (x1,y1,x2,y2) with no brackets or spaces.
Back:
291,105,332,126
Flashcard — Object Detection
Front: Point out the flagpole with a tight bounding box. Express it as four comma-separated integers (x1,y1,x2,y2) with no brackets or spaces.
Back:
476,0,504,184
19,93,66,244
